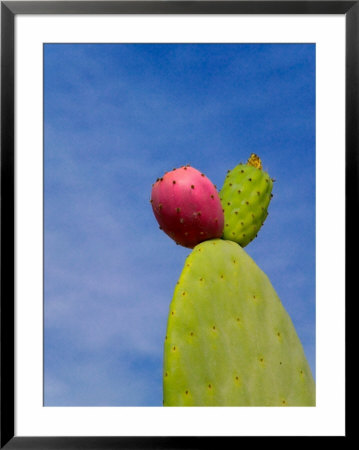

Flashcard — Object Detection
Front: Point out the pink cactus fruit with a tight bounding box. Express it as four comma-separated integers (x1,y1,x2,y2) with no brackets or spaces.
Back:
151,165,224,248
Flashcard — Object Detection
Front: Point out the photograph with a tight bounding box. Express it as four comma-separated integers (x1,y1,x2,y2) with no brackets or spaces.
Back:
1,0,352,445
44,43,316,407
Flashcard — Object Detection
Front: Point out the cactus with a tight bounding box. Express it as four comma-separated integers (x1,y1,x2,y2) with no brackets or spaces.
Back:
150,155,315,406
151,165,224,248
219,154,273,247
163,239,315,406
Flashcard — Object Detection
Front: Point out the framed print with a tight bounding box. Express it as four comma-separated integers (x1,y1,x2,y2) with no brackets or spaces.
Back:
1,1,353,447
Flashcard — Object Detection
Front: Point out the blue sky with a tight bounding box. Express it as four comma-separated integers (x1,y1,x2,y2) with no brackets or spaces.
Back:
44,43,315,406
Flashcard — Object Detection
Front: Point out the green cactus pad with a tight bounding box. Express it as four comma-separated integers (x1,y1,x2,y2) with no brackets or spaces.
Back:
163,239,315,406
219,154,273,247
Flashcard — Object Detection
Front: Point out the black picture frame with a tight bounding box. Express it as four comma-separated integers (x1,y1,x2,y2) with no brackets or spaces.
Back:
1,1,352,447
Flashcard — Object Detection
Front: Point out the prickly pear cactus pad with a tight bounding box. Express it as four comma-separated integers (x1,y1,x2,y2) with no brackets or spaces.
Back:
219,154,273,247
163,239,315,406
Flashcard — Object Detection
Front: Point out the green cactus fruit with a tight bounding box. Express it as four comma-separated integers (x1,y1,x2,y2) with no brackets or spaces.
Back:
163,239,315,406
219,154,273,247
